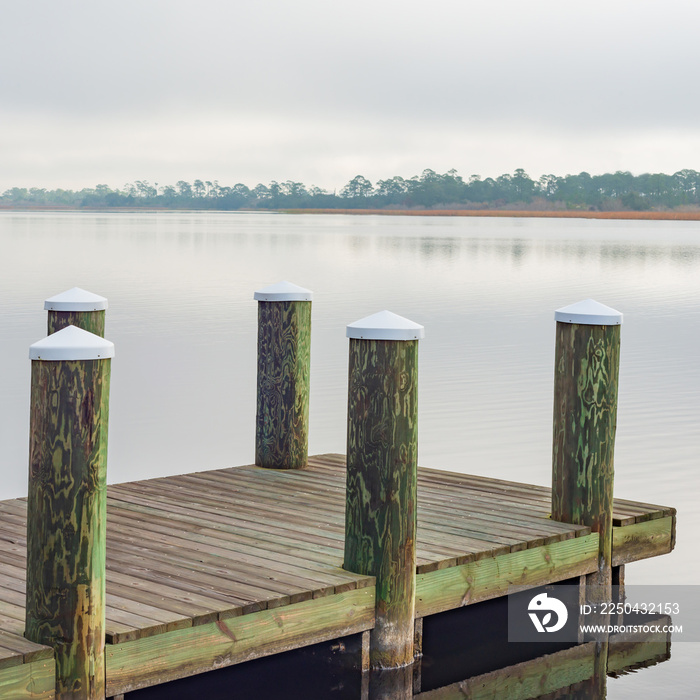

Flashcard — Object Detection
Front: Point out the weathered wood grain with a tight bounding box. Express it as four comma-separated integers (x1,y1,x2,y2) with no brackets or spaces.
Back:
48,310,105,337
105,586,375,696
552,321,620,600
415,533,599,618
0,631,53,664
25,358,111,700
612,516,675,566
344,338,418,668
0,659,56,700
255,300,311,469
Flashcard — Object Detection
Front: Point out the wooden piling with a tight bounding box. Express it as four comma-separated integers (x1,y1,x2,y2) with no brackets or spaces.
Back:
551,299,622,602
254,281,312,469
25,325,114,700
45,287,108,337
344,310,424,669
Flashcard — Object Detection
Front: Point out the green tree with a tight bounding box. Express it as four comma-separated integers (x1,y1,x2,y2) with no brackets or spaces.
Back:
176,181,193,197
341,175,373,198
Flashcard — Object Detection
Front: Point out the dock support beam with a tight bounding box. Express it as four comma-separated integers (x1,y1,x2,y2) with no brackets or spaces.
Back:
45,287,108,337
344,310,424,669
551,299,621,602
254,281,312,469
25,325,114,700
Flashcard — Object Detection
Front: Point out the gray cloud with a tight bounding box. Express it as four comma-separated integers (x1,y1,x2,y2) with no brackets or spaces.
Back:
2,1,699,189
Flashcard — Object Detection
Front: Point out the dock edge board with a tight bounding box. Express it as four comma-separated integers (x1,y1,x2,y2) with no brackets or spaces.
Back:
105,585,375,696
0,658,55,700
415,515,676,619
612,516,676,567
415,533,599,618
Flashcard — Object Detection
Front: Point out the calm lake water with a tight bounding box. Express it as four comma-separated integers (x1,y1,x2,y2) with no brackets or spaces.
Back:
0,211,698,697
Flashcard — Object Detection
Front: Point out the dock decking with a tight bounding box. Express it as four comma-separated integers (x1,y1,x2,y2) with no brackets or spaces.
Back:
0,453,676,697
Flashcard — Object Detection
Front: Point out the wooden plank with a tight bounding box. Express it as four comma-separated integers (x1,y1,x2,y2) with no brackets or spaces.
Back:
0,593,27,623
415,533,599,618
305,455,672,532
105,499,347,562
111,480,347,537
416,490,587,536
108,462,580,560
106,521,356,596
0,500,30,519
0,659,55,700
108,530,332,602
0,542,27,568
271,459,554,510
211,465,587,547
0,580,28,608
176,469,345,498
0,557,183,644
105,570,228,625
181,468,578,540
106,513,370,591
104,548,271,612
0,645,23,671
0,564,27,593
106,496,465,573
0,557,178,646
105,586,376,696
106,535,338,603
103,593,193,643
310,456,668,527
106,491,347,551
0,613,25,637
417,509,566,548
0,632,53,663
612,516,675,567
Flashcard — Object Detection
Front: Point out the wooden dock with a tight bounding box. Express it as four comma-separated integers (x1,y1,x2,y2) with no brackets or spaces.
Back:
0,453,675,698
1,288,680,698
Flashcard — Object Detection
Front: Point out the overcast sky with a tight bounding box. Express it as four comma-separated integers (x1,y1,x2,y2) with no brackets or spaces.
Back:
2,0,699,191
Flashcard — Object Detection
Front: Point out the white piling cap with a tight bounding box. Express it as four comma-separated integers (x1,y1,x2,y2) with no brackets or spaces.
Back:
254,281,313,302
30,325,115,361
554,299,623,326
44,287,108,311
346,310,425,341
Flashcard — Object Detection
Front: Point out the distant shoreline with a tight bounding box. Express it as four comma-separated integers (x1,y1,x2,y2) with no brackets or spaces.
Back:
2,205,700,221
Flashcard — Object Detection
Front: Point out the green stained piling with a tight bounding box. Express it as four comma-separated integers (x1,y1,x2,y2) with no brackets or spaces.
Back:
45,287,108,338
551,300,621,601
344,311,423,669
25,326,114,700
48,310,105,337
254,282,312,469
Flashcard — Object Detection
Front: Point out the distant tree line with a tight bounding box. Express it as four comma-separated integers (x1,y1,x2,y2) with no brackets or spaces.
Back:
3,168,700,211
